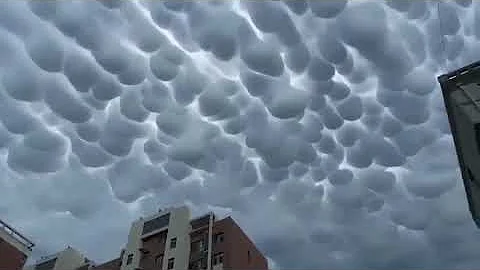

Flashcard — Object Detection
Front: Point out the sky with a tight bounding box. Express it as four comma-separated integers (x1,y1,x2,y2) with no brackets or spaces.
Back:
1,0,480,269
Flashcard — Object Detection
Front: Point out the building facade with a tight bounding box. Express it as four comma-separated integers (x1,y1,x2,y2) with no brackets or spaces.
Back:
93,257,122,270
438,61,480,227
0,218,34,270
24,246,93,270
118,206,268,270
22,206,268,270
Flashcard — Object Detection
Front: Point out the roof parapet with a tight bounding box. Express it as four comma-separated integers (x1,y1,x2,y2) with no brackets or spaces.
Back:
0,218,34,251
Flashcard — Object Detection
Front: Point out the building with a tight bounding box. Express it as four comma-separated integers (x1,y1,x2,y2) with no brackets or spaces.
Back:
118,206,268,270
0,218,34,270
23,246,93,270
438,61,480,228
93,257,122,270
21,206,268,270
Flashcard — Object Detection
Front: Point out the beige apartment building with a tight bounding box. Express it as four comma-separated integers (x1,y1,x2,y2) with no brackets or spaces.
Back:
23,247,94,270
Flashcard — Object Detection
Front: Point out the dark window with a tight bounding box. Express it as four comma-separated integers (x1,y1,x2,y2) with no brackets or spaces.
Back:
170,237,177,249
248,250,251,263
213,232,224,244
190,214,211,230
142,213,171,235
191,239,205,253
468,168,480,188
475,124,480,154
140,249,149,262
189,258,207,270
157,232,167,244
155,255,163,267
213,253,224,265
126,254,133,265
167,258,175,269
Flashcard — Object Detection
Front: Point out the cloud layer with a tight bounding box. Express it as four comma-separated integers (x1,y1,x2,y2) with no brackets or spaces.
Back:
1,0,480,269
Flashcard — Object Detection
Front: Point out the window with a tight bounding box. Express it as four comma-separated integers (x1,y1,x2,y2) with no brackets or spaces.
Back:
126,254,133,265
213,253,224,265
189,260,199,270
140,249,149,262
468,168,480,187
142,213,170,235
155,255,163,267
191,239,205,253
167,258,175,270
189,258,207,270
213,233,224,244
247,250,251,263
170,237,177,249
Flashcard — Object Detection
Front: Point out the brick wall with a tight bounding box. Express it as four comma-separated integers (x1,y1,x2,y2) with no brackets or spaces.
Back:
0,236,27,270
219,217,268,270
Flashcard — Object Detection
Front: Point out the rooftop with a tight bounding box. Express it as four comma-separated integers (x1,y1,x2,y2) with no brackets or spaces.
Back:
0,218,34,252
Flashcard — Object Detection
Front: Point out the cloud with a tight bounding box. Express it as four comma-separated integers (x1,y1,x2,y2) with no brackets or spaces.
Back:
2,0,480,269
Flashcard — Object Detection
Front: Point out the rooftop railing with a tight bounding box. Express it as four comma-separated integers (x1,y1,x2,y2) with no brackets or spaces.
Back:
0,218,34,251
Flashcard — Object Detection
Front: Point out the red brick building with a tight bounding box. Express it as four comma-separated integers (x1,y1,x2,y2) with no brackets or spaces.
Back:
0,218,34,270
188,215,267,270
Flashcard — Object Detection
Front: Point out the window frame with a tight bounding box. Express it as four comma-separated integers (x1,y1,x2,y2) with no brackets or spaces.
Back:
170,237,177,249
167,258,175,270
191,239,206,252
213,232,224,244
213,252,224,265
126,254,133,265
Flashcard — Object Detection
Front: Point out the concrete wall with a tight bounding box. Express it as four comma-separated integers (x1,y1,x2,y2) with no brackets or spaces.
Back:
121,206,192,270
162,206,191,270
23,264,34,270
120,219,143,270
24,247,87,270
53,247,87,270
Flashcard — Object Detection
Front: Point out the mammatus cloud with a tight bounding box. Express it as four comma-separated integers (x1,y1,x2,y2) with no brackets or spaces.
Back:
1,0,480,268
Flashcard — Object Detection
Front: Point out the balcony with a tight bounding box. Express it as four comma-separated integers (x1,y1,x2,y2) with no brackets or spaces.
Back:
0,218,34,251
142,213,170,236
190,212,215,232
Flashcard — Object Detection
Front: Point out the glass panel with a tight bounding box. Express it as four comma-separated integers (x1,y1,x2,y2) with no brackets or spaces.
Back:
142,213,171,235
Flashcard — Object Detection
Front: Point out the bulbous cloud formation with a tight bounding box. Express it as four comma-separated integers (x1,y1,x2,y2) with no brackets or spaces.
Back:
1,0,480,269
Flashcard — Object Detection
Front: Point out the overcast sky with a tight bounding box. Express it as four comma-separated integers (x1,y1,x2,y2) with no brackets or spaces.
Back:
2,0,480,269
